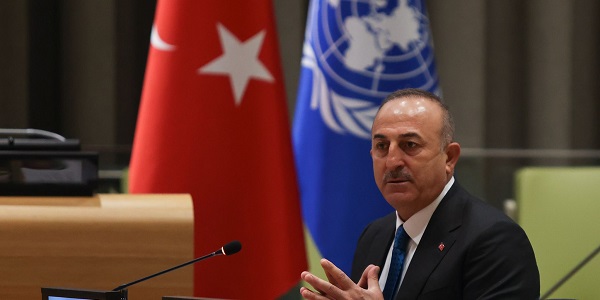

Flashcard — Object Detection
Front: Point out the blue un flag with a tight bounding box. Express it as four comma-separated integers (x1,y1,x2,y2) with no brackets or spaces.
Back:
293,0,440,274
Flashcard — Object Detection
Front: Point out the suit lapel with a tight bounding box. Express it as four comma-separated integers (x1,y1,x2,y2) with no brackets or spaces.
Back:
395,184,466,299
352,213,396,282
370,214,396,270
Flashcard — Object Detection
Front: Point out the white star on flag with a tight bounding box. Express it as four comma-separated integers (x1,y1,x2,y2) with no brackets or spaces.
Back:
198,23,274,106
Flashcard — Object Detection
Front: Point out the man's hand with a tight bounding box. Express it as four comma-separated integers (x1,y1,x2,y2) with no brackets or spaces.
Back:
300,258,384,299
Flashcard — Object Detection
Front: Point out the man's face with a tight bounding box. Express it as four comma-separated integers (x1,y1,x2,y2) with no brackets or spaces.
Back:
370,96,457,220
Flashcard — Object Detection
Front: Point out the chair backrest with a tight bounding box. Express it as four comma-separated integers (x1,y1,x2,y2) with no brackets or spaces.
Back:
516,167,600,299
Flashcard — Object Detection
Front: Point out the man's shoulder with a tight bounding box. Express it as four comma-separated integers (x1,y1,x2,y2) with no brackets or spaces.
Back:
355,211,395,243
365,211,396,230
449,183,514,223
446,183,525,239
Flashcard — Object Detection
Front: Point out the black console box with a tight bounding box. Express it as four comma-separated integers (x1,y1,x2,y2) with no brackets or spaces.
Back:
0,150,98,196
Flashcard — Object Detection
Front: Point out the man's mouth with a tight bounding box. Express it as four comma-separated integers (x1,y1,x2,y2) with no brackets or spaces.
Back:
385,178,410,184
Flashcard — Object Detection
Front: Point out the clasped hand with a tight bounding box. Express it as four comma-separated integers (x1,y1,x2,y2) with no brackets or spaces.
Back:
300,258,384,300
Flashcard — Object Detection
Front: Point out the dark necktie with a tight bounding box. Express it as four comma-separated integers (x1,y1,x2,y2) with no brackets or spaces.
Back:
382,225,410,300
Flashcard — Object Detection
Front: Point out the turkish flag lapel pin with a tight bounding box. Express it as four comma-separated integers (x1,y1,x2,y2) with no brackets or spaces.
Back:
438,242,445,251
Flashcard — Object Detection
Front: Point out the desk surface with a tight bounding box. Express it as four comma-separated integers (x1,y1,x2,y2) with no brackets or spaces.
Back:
0,193,194,300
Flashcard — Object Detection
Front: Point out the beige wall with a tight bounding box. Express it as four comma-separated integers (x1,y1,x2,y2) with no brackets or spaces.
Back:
0,1,29,127
1,0,599,203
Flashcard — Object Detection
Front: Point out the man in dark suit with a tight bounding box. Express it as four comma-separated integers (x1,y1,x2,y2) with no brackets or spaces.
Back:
300,88,539,299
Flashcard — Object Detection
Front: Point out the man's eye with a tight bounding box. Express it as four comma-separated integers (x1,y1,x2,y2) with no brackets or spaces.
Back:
374,142,387,150
403,141,422,154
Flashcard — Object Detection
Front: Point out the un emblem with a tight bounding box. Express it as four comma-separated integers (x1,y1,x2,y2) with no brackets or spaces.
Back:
301,0,439,139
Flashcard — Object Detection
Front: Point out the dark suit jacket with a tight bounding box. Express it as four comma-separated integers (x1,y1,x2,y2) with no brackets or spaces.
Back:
351,182,540,299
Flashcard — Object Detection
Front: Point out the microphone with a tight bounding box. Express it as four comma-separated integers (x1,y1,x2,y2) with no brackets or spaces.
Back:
112,240,242,291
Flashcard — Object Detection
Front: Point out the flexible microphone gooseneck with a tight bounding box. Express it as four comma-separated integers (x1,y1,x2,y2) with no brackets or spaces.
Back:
541,243,600,299
112,240,242,292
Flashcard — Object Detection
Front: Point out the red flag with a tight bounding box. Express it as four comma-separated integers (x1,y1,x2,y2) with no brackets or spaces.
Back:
129,0,307,298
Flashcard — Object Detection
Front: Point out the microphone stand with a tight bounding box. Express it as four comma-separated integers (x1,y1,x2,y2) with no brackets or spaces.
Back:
112,250,221,291
541,243,600,299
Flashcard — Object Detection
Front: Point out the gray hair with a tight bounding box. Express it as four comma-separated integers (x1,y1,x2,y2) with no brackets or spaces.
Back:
377,88,455,149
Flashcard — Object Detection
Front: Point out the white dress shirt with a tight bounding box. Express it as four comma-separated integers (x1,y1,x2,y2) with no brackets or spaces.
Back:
378,177,455,291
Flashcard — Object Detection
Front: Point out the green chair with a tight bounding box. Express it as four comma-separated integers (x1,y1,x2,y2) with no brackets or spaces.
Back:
516,167,600,299
120,167,129,193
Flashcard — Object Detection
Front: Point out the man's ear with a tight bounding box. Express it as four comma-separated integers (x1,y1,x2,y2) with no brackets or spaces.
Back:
445,142,460,174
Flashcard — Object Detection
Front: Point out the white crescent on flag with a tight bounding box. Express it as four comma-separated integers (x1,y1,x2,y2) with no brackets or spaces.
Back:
150,24,176,51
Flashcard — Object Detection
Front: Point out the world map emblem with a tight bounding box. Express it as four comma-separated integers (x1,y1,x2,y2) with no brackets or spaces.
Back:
301,0,439,139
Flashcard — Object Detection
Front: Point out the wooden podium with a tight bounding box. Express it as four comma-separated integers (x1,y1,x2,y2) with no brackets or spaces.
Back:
0,194,194,300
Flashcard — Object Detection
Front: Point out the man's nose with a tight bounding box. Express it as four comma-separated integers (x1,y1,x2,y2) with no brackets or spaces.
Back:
385,144,405,169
